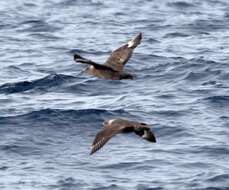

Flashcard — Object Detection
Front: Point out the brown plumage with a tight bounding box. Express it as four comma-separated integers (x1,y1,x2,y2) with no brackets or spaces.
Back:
90,118,156,155
74,33,142,80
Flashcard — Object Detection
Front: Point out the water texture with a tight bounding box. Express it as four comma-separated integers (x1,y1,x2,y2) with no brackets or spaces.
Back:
0,0,229,189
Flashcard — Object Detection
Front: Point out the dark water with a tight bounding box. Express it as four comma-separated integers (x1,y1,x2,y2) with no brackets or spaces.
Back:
0,0,229,189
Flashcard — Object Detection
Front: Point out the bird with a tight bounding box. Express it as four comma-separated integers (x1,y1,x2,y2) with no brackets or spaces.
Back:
90,118,156,155
74,33,142,80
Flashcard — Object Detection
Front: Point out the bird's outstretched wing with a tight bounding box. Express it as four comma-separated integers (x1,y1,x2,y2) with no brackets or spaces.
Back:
104,33,142,72
90,124,130,155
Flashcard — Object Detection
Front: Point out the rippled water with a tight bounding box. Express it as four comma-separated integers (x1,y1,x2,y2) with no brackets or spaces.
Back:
0,0,229,189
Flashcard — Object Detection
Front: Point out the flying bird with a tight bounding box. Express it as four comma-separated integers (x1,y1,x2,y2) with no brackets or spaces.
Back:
90,118,156,155
74,33,142,80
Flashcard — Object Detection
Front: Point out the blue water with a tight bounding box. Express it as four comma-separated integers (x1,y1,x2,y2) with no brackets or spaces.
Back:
0,0,229,189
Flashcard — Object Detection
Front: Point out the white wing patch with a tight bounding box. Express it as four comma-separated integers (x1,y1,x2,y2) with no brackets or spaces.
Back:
119,58,125,62
108,119,115,125
127,40,135,48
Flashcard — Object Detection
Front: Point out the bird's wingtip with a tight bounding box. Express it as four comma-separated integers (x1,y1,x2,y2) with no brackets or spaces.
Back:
128,32,142,48
136,32,142,41
90,147,95,155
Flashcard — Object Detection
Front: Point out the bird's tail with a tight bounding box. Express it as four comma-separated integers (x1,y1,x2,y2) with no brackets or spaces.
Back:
74,54,92,65
74,54,117,72
127,32,142,48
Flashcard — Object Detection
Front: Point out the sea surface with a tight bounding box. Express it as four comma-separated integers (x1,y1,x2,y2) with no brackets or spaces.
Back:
0,0,229,189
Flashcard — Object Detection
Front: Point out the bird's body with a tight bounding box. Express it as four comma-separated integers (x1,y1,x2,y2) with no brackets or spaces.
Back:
85,65,124,80
74,33,142,80
90,118,156,155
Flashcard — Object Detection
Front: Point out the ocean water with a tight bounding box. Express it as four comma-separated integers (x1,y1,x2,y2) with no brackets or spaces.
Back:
0,0,229,189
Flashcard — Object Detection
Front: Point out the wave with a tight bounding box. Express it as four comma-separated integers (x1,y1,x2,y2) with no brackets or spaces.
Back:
0,144,42,156
0,166,9,171
167,1,196,9
190,145,229,156
151,109,187,117
184,71,209,81
0,73,127,95
51,176,120,190
207,174,229,183
136,184,163,190
183,18,229,34
203,96,229,105
98,161,141,170
18,19,61,33
57,0,104,7
68,48,108,56
164,32,190,38
0,108,130,126
0,74,76,94
202,80,217,86
155,124,192,139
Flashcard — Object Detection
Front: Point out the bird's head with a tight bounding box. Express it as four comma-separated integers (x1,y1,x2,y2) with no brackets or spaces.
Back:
142,129,156,143
138,122,156,143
